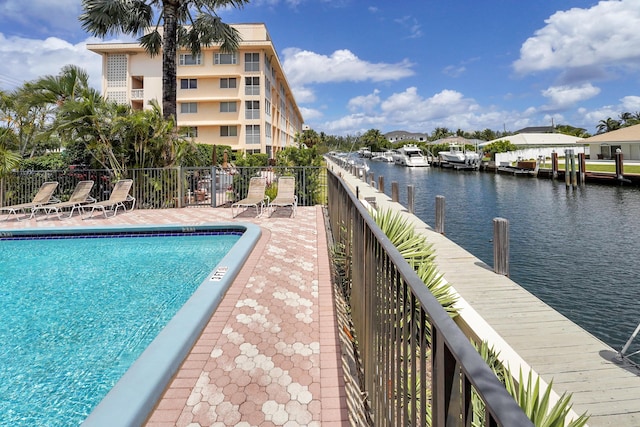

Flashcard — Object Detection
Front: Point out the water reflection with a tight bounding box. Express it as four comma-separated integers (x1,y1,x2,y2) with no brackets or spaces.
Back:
365,161,640,352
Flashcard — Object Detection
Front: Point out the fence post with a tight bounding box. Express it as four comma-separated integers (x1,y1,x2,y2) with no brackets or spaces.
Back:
378,176,385,194
391,181,399,202
177,166,184,208
493,217,509,275
407,185,415,214
435,195,445,234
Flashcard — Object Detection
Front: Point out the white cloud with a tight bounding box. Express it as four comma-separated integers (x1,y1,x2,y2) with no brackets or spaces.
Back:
513,0,640,76
282,48,414,86
394,16,423,39
347,89,380,112
443,65,466,78
541,83,601,110
0,33,103,91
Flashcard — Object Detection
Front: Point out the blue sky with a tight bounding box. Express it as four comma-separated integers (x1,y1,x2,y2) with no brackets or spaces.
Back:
1,0,639,136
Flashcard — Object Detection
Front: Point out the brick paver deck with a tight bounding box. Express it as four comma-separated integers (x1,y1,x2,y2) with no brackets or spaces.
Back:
0,205,348,426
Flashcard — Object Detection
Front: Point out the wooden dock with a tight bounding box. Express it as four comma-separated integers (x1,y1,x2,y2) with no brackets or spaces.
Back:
331,157,640,426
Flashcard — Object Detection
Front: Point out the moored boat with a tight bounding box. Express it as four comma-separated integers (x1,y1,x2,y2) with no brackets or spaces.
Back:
392,144,430,167
438,144,480,167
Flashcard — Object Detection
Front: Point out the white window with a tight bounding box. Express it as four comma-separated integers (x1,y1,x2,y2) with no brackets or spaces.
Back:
180,102,198,114
220,126,237,137
246,125,260,144
245,100,260,120
220,101,237,113
179,53,202,65
214,52,237,65
220,77,237,88
180,78,197,89
265,99,271,117
245,76,260,96
183,127,198,137
245,53,260,72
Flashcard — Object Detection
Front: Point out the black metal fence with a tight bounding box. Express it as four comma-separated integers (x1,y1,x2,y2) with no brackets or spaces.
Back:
0,166,327,209
326,169,533,426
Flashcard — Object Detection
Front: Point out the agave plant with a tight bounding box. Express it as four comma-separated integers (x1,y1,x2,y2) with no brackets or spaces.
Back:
475,341,589,427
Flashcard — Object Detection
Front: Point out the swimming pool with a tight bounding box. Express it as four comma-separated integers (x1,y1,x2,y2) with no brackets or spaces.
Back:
0,224,260,426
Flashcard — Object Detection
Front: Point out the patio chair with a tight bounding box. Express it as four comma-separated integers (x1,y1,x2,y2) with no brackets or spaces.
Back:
0,181,59,221
231,177,268,218
83,179,135,219
33,180,96,220
268,176,297,217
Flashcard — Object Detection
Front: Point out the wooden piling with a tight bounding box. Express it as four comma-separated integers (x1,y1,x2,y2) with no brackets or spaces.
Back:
391,181,399,202
407,185,415,214
435,195,445,234
616,150,624,180
493,217,509,276
578,152,586,184
378,176,385,194
551,151,558,180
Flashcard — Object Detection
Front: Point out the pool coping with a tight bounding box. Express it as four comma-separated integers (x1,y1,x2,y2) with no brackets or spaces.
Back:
10,223,262,427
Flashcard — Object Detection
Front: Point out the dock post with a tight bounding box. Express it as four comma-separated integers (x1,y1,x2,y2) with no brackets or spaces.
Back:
378,176,385,194
615,149,624,181
407,185,415,214
564,149,571,187
551,151,558,180
493,217,509,276
569,149,577,188
435,195,445,234
391,181,399,202
578,152,586,184
368,172,375,187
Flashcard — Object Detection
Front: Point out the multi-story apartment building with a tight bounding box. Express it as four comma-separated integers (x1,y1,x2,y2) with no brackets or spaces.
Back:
87,23,304,159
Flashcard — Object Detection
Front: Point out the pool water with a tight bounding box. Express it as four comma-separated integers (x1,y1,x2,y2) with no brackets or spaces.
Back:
0,231,240,426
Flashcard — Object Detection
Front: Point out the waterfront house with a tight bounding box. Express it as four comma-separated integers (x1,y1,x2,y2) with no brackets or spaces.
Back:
87,23,304,161
479,132,585,163
582,123,640,160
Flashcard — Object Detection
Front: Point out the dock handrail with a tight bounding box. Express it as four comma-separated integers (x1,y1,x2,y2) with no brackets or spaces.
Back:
326,169,533,426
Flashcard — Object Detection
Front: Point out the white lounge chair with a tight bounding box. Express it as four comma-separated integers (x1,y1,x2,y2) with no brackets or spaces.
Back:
33,180,96,220
231,177,268,217
268,176,297,217
83,179,135,219
0,181,59,221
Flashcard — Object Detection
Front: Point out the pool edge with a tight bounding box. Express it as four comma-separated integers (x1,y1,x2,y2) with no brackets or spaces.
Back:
81,222,261,427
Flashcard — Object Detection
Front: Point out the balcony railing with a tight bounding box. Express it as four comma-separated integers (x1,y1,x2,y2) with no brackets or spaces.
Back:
131,89,144,100
326,170,533,426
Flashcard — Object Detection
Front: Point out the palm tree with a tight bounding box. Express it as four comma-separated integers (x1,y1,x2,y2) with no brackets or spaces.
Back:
80,0,248,121
596,117,621,134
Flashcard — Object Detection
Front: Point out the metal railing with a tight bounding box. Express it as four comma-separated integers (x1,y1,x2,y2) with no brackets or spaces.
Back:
326,170,533,426
1,166,327,210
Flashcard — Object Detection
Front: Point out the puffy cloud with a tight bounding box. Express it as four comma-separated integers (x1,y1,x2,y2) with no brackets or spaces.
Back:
282,47,414,86
347,89,381,113
513,0,640,77
541,83,601,110
0,33,103,90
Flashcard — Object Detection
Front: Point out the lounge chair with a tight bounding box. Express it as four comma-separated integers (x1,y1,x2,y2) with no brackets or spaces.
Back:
268,176,297,217
231,177,268,218
83,179,135,219
0,181,59,221
33,180,96,220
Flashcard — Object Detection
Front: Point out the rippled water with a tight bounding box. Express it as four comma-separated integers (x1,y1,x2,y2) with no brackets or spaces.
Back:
366,160,640,353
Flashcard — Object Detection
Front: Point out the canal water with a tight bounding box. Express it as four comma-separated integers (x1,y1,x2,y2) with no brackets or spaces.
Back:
365,160,640,354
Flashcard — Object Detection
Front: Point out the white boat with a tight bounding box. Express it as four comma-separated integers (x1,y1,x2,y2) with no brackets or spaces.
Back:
392,145,430,167
371,150,395,162
438,144,480,166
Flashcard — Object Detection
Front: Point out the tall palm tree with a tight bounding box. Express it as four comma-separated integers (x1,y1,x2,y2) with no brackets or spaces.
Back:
80,0,248,121
29,65,91,108
596,117,621,134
